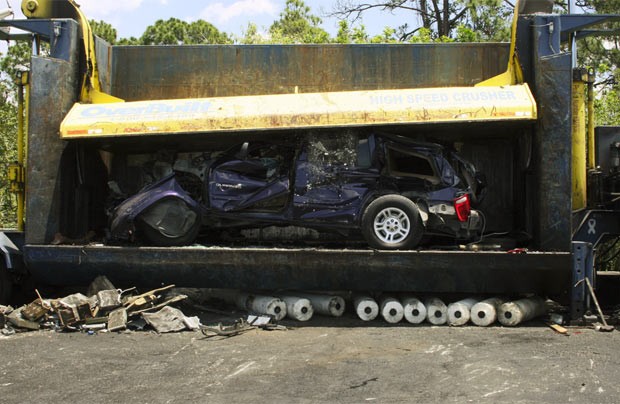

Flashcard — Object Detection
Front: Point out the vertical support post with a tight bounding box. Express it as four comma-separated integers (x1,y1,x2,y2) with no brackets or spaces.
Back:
572,69,587,210
571,241,593,320
586,69,596,170
532,15,573,251
25,20,79,244
15,72,29,231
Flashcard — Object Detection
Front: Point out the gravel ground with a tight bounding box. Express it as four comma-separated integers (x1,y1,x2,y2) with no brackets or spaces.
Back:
0,314,618,404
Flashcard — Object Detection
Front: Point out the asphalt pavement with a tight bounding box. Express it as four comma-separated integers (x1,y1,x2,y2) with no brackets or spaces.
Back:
1,315,618,404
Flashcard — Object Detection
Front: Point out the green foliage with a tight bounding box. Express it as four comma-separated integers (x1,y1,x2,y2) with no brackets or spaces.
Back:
369,27,399,44
332,0,512,42
90,20,118,44
408,27,433,43
0,42,26,229
0,41,30,93
461,0,512,42
0,100,17,229
335,20,351,44
454,25,481,42
139,18,231,45
116,37,141,46
574,0,620,124
239,23,264,45
269,0,330,43
335,21,369,44
595,88,620,126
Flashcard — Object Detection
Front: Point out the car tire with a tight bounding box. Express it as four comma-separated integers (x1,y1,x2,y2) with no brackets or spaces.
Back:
362,195,424,250
136,198,201,247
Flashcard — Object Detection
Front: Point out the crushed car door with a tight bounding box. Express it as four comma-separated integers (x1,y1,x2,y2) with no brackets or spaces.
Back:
293,134,377,222
209,142,293,212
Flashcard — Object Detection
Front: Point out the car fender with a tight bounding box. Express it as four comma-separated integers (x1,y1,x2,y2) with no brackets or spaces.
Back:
109,175,200,241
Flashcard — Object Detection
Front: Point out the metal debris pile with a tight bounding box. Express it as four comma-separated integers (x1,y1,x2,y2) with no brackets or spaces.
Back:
0,276,200,335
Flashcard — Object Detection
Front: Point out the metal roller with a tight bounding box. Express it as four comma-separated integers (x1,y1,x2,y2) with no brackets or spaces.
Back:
425,297,448,325
294,293,345,317
447,298,478,326
402,297,427,324
280,296,314,322
498,296,547,326
379,296,404,324
236,293,287,321
471,297,505,327
354,295,379,321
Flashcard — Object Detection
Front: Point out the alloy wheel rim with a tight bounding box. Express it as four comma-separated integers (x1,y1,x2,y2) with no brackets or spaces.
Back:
373,207,410,244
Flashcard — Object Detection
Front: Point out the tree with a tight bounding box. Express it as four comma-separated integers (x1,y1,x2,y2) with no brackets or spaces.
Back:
239,23,264,44
0,41,30,93
269,0,330,43
0,98,17,229
90,20,118,44
574,0,620,125
139,18,231,45
331,0,513,42
0,42,29,228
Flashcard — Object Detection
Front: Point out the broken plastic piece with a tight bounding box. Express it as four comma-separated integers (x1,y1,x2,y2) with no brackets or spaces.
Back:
142,306,191,333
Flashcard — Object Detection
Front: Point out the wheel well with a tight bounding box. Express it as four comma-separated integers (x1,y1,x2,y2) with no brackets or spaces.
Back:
361,192,428,226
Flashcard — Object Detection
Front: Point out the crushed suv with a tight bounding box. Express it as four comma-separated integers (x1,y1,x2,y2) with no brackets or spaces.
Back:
110,132,485,250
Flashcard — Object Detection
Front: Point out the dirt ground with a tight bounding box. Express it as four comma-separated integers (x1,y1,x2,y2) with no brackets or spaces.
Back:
0,312,618,404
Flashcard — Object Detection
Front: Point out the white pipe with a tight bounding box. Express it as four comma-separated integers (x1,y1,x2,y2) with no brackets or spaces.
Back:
447,298,478,326
294,293,345,317
425,297,447,325
402,297,427,324
471,297,505,327
379,296,404,324
235,293,287,321
353,295,379,321
0,8,13,19
280,296,314,322
498,296,547,326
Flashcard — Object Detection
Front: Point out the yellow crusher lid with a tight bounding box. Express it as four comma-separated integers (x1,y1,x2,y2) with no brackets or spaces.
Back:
60,84,537,139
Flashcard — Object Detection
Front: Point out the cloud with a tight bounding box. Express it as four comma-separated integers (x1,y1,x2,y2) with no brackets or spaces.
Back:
77,0,145,18
199,0,278,24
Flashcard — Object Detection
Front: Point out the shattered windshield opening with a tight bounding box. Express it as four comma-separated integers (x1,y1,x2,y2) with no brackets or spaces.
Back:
304,131,359,188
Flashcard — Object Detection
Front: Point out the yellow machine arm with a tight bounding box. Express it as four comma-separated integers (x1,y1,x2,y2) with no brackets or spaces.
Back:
21,0,123,104
476,0,552,87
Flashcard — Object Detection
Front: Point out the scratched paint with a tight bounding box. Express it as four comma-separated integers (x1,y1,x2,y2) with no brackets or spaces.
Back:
60,85,536,139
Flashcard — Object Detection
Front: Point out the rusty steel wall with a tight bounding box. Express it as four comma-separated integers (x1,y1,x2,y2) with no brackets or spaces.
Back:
26,21,80,244
106,44,510,101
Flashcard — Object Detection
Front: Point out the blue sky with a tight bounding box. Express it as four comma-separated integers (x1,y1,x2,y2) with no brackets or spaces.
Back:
5,0,416,40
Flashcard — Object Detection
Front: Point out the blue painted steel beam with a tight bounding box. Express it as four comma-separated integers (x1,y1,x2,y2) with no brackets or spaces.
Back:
24,245,572,300
558,15,620,42
0,19,77,62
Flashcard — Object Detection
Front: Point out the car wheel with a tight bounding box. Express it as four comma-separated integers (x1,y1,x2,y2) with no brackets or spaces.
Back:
136,198,201,247
362,195,424,250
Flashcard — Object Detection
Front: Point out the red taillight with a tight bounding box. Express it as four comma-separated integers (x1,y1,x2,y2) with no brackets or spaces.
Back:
454,194,471,222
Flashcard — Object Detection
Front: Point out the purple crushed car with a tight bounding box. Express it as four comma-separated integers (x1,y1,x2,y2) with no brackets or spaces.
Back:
110,132,485,250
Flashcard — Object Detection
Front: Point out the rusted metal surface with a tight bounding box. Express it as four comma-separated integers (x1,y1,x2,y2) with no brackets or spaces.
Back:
106,44,510,101
24,245,571,300
25,23,79,244
532,53,573,250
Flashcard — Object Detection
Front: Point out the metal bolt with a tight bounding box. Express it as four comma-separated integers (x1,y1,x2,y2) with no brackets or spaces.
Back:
26,0,38,12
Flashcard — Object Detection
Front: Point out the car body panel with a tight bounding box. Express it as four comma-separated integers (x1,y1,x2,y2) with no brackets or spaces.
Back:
109,174,201,241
